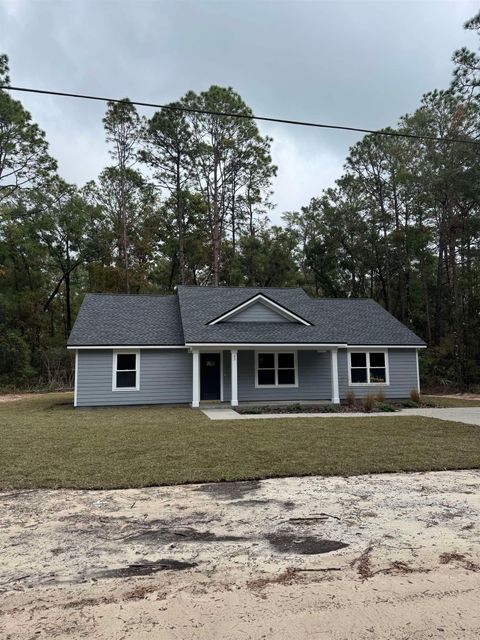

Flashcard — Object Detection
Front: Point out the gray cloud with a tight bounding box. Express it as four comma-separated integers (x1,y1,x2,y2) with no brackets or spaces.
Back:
1,0,477,221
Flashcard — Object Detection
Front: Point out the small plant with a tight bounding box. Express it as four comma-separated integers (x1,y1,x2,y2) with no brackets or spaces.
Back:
375,390,385,403
345,390,356,406
287,402,303,412
322,404,338,413
362,395,375,412
410,388,420,404
402,399,418,408
375,402,396,412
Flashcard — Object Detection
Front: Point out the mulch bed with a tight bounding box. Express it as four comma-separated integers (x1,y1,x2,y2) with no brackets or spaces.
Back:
236,402,435,415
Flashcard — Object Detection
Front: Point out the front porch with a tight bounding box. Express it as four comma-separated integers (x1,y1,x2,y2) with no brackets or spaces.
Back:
190,347,340,408
199,399,334,408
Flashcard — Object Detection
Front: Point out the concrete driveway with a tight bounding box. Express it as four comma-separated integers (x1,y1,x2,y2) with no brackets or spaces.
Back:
203,406,480,426
401,407,480,426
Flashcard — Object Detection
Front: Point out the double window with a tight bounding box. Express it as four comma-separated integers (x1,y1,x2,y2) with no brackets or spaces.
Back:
256,352,297,387
349,351,388,385
113,351,140,390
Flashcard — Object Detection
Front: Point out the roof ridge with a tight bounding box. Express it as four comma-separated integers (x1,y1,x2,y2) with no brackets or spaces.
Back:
308,297,376,301
176,285,307,290
85,292,176,298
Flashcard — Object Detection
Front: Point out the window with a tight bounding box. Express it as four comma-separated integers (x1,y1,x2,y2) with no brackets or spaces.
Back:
349,351,388,385
113,351,139,390
256,352,297,387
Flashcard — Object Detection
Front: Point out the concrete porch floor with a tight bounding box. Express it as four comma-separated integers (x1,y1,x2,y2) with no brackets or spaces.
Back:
199,400,332,410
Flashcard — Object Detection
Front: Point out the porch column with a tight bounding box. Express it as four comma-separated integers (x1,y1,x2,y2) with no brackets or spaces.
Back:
330,348,340,404
74,350,78,407
192,349,200,408
231,349,238,407
415,349,421,393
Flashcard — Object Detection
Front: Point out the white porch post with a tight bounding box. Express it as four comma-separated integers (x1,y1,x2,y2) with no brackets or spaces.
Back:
416,349,421,393
231,349,238,407
330,348,340,404
192,349,200,408
74,350,78,407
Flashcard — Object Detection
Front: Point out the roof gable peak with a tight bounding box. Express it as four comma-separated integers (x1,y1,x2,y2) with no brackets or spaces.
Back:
207,293,312,326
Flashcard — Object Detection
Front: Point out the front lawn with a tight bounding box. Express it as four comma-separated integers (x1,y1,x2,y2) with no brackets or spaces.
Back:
422,395,480,408
1,393,479,489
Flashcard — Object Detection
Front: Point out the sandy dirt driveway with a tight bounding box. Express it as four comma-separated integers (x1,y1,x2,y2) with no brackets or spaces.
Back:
1,471,480,639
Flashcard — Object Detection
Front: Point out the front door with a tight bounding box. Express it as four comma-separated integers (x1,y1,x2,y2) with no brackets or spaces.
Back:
200,353,221,401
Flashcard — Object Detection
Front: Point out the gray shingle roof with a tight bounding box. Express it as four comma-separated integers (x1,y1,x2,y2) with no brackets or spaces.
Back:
68,286,425,347
67,294,184,346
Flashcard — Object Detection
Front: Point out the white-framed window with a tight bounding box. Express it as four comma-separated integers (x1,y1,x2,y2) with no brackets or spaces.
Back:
348,350,389,385
112,350,140,391
255,351,298,388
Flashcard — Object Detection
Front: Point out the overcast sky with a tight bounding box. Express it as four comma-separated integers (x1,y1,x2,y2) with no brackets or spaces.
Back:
1,0,477,222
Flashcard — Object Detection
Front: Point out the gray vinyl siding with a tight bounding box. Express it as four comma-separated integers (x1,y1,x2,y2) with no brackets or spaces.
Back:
75,346,418,407
224,350,332,402
338,348,417,399
76,349,192,407
223,302,293,322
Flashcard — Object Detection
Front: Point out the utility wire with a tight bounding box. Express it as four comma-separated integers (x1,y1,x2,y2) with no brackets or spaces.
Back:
3,84,479,145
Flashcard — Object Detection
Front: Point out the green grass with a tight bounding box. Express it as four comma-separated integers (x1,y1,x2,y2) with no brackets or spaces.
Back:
422,395,480,408
0,392,479,489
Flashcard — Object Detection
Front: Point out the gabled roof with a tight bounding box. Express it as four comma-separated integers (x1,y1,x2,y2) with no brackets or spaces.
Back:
207,292,312,325
68,286,426,347
67,293,184,346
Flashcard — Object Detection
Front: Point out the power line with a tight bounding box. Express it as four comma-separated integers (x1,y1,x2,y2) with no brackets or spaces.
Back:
3,84,479,145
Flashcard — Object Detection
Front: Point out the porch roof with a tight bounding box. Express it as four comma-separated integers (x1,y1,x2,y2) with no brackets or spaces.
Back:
177,286,425,347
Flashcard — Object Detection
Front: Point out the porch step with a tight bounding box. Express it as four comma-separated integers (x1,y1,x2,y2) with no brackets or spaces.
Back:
201,408,242,420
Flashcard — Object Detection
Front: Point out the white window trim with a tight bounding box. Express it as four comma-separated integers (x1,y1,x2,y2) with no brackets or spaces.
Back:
112,349,140,391
255,350,298,388
348,349,390,386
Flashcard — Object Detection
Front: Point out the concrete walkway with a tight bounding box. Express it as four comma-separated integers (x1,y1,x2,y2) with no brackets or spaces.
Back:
201,406,480,426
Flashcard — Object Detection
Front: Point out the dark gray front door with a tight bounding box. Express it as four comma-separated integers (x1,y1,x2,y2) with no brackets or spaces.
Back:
200,353,221,400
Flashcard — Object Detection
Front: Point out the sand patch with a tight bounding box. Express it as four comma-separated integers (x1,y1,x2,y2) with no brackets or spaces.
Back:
1,470,480,638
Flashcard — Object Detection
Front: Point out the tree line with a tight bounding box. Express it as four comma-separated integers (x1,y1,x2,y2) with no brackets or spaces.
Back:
0,12,479,390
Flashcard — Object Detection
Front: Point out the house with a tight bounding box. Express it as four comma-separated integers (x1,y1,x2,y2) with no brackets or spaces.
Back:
67,286,426,408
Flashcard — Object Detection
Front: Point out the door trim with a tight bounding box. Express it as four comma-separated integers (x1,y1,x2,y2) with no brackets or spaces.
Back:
200,351,223,402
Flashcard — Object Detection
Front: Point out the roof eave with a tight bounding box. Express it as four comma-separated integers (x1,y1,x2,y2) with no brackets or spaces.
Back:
67,344,187,349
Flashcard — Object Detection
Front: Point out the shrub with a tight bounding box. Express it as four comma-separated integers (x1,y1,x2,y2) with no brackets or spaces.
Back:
362,395,375,412
376,390,385,403
410,388,420,404
322,404,338,413
345,390,356,406
242,406,263,414
376,402,396,412
402,399,418,408
0,329,35,388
